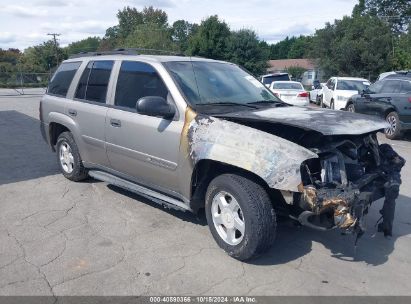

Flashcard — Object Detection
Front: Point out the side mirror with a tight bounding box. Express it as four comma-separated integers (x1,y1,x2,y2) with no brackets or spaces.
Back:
311,85,315,90
361,88,370,97
136,96,176,119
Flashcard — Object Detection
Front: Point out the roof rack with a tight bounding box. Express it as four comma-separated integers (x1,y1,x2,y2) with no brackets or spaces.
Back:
69,48,184,59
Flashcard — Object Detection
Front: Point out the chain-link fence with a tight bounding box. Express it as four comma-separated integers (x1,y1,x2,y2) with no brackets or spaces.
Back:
0,72,50,96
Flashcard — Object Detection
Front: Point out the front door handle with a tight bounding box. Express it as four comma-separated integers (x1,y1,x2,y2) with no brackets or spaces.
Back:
68,109,77,116
110,118,121,127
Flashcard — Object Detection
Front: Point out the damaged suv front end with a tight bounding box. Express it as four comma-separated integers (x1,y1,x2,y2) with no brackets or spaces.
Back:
166,59,405,259
298,134,404,240
197,106,405,241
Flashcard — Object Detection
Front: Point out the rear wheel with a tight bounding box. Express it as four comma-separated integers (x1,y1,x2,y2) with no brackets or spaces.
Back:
346,103,355,112
56,132,88,181
385,111,402,140
205,174,276,261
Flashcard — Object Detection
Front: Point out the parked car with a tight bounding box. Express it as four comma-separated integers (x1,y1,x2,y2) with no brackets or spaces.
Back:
378,70,411,81
40,51,403,260
260,73,290,87
322,77,370,110
269,81,309,106
309,82,325,105
346,78,411,139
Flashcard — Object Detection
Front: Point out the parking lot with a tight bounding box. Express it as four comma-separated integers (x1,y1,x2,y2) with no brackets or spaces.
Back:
1,88,411,296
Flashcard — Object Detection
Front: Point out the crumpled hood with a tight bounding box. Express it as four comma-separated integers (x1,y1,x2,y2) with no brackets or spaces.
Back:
214,106,389,136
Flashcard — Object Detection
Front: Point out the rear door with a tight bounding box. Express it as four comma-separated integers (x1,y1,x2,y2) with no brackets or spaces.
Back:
364,80,402,117
105,60,183,193
69,60,114,166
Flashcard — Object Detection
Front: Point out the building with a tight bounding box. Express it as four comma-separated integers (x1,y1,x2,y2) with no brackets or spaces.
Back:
267,59,323,87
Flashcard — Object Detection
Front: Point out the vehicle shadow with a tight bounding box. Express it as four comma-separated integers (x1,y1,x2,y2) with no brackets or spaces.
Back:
251,194,411,266
0,110,60,185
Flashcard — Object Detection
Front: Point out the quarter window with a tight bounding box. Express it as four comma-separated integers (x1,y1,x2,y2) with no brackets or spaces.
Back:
381,80,401,94
400,81,411,93
75,60,114,103
47,62,81,97
114,61,168,110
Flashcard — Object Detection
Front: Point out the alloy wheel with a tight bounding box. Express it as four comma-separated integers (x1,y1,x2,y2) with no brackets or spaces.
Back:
59,141,74,174
385,114,397,136
211,191,245,246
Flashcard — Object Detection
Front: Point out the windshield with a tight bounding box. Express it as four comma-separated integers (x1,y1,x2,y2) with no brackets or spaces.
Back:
336,80,370,91
165,61,281,106
262,74,290,85
272,82,303,90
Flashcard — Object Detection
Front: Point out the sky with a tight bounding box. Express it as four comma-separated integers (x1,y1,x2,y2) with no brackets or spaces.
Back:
0,0,358,50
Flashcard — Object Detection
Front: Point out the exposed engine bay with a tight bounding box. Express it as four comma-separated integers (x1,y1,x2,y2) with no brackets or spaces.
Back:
214,113,406,240
297,133,405,240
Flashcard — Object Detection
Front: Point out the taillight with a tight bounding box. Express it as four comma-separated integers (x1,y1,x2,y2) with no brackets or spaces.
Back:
408,96,411,103
298,92,309,98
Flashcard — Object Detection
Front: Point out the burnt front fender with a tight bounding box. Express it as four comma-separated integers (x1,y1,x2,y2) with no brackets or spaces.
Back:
187,115,318,192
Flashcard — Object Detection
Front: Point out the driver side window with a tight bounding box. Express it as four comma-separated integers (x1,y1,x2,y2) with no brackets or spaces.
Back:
114,61,168,111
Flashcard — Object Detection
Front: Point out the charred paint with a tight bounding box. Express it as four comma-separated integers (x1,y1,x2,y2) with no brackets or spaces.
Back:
187,115,318,191
215,106,390,136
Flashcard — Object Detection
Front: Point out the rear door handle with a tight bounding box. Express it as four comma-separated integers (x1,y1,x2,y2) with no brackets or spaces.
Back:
110,118,121,127
68,109,77,116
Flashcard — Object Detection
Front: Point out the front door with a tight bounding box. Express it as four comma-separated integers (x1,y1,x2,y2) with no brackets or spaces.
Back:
105,61,183,193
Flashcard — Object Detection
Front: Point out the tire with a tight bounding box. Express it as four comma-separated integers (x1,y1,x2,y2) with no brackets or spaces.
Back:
321,95,326,108
56,132,88,181
205,174,276,261
316,95,322,106
330,99,335,110
346,103,355,112
385,111,402,140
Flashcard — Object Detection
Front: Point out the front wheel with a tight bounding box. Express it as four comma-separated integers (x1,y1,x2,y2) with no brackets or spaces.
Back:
205,174,276,261
346,103,355,112
385,111,402,140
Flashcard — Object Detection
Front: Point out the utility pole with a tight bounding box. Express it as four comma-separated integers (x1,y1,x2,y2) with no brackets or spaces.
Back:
47,33,61,67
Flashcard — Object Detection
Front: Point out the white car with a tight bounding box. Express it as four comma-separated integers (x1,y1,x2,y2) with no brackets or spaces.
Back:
322,77,370,110
270,81,309,106
309,82,326,104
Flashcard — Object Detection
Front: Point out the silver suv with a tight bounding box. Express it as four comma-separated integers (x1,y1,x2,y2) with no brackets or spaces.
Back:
40,51,404,260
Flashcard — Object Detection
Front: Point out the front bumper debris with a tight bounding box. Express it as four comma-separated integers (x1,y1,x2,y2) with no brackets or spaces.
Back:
297,143,405,240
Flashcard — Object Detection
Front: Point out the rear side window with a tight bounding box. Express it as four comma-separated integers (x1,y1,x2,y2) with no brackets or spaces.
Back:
400,81,411,93
381,80,401,94
75,60,114,103
114,61,168,110
47,62,81,97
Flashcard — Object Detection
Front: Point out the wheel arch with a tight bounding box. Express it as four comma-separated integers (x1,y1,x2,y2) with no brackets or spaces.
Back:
189,159,286,213
48,112,79,152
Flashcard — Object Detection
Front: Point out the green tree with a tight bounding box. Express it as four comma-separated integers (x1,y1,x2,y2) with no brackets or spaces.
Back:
226,29,269,75
362,0,411,33
100,6,170,51
286,66,307,80
187,15,231,60
20,40,65,72
309,15,392,80
65,37,101,55
172,20,198,53
124,23,174,50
